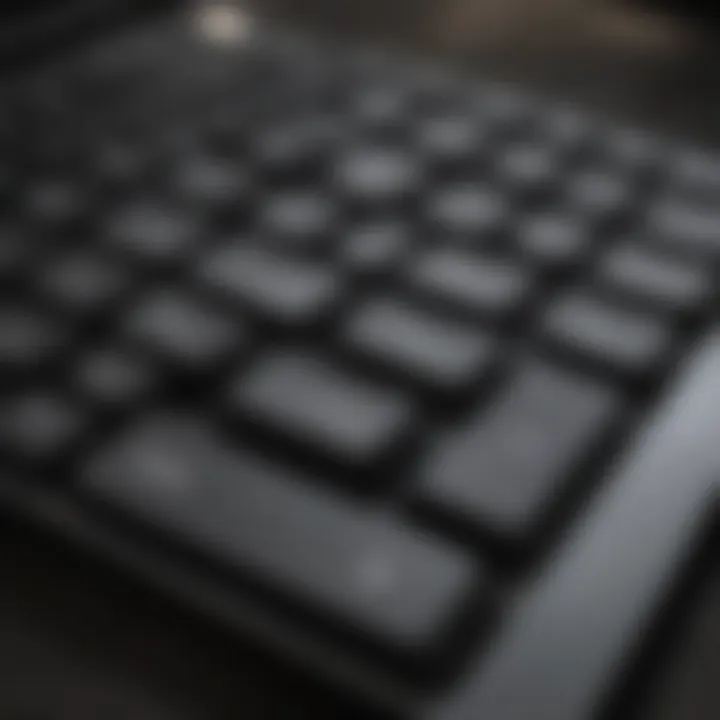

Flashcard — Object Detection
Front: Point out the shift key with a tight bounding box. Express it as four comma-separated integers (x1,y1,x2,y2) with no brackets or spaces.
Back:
415,360,621,549
81,415,484,665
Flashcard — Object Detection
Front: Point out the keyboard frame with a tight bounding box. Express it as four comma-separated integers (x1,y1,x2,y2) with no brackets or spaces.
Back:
1,7,719,719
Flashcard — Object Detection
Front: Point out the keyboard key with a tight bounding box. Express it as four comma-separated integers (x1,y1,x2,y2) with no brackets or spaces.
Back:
340,222,411,277
416,361,620,546
82,416,483,662
598,242,712,313
37,253,130,318
336,147,422,206
23,178,86,230
0,393,86,466
567,170,631,225
200,246,340,328
517,213,591,270
409,248,530,321
543,292,673,377
416,115,486,167
230,351,416,471
648,198,720,257
427,185,507,239
261,191,336,248
497,144,556,201
173,155,248,209
0,307,65,376
126,290,243,369
106,203,201,264
343,297,495,395
76,347,157,410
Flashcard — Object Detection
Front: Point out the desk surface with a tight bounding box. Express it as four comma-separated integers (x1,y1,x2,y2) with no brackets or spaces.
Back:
2,2,720,718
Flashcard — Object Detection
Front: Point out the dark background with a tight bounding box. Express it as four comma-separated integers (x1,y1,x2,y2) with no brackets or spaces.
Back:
2,1,720,718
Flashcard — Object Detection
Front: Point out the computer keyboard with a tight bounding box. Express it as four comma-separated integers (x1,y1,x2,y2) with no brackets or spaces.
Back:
1,12,720,719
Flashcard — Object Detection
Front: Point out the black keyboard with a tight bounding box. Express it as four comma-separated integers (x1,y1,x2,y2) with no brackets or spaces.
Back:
2,12,720,720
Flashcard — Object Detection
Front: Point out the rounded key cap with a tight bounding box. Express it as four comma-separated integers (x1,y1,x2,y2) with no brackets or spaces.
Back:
428,185,508,240
518,213,591,270
173,155,248,209
498,144,557,202
261,191,335,249
335,147,422,207
341,222,411,277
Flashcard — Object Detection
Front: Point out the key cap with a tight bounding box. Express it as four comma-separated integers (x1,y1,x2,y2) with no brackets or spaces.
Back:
416,361,620,546
409,248,530,321
0,307,65,377
200,245,339,328
126,290,242,370
230,351,416,471
340,222,411,277
427,185,507,240
543,292,672,377
0,392,86,466
517,213,591,270
75,347,157,410
261,191,336,249
106,203,201,264
82,416,483,662
23,178,86,230
648,198,720,257
567,170,631,226
336,147,422,206
343,297,495,395
598,241,712,313
37,253,130,318
173,155,248,209
497,144,556,201
416,115,487,167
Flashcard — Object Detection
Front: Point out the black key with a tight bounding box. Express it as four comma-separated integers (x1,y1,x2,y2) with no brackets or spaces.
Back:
416,115,486,167
416,361,620,546
672,150,720,198
336,147,421,206
598,242,712,313
497,144,556,201
427,185,507,240
340,222,411,277
0,393,86,466
37,253,130,318
0,226,30,283
517,213,591,270
343,297,495,395
543,292,673,377
261,191,336,249
106,203,201,264
76,347,157,410
93,140,149,189
351,85,407,131
200,246,339,328
255,118,333,179
409,248,530,321
22,178,86,230
0,307,64,376
126,290,242,369
648,197,720,257
82,416,482,662
230,351,416,471
603,128,659,175
567,170,631,225
173,156,248,210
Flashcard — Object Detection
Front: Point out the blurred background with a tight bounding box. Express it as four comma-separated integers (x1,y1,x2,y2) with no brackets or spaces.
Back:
1,1,719,718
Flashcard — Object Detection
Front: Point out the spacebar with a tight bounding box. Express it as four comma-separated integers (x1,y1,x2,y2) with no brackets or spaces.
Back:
433,331,720,720
80,415,480,664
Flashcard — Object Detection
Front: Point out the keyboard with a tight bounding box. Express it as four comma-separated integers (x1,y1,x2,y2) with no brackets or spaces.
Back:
1,12,720,719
